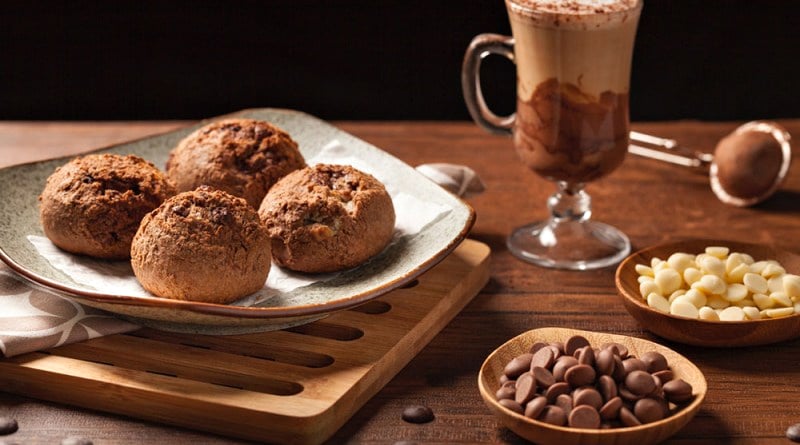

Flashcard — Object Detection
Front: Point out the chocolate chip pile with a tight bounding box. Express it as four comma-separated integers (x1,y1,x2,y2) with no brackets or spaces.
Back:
495,335,694,429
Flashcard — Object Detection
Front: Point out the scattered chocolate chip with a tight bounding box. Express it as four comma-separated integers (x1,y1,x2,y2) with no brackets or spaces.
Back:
787,423,800,442
0,417,18,435
402,405,435,424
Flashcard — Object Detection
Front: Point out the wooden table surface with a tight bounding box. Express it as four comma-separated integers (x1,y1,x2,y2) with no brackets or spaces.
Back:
1,119,799,444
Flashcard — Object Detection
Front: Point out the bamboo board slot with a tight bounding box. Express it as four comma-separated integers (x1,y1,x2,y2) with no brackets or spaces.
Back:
0,239,491,445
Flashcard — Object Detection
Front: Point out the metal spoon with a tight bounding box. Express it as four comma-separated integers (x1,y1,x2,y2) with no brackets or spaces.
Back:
629,121,792,207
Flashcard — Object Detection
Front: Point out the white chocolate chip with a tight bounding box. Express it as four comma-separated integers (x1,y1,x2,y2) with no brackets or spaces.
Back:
698,306,720,321
705,246,730,259
680,289,707,308
667,253,695,274
749,261,769,274
762,262,786,278
655,268,682,295
727,263,749,283
692,274,726,295
699,255,726,277
653,261,671,273
769,291,792,308
706,294,730,310
743,273,769,294
638,275,654,284
765,307,795,318
724,283,749,303
650,257,663,269
683,267,703,286
742,306,761,320
640,280,661,298
668,289,687,302
670,300,699,319
635,264,654,277
719,306,746,321
647,293,671,313
725,253,746,273
753,293,774,310
783,274,800,298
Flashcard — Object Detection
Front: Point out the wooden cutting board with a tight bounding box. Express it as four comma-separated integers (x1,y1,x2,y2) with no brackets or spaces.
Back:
0,239,490,444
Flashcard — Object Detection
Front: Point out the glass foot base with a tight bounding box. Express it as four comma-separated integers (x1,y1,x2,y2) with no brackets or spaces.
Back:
507,219,631,270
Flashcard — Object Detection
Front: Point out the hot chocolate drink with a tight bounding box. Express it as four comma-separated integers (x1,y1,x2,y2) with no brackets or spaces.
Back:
507,0,641,182
461,0,641,269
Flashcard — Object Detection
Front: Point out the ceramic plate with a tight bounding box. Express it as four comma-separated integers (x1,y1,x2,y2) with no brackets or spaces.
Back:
0,108,476,334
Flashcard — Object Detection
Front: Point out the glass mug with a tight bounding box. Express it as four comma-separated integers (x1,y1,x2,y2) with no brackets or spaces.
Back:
462,0,643,270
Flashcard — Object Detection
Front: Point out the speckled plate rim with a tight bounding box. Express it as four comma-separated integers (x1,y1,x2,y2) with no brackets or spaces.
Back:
615,238,800,327
0,108,476,321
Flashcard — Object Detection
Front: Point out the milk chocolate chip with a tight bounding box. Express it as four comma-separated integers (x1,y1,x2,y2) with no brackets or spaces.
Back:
515,372,538,405
625,370,657,396
569,405,601,429
565,335,590,356
539,405,567,426
531,347,556,370
634,397,666,424
641,351,669,373
524,396,548,419
504,353,533,379
663,378,694,403
494,335,694,430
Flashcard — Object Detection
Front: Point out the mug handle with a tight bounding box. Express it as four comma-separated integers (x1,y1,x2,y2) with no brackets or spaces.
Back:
461,33,515,136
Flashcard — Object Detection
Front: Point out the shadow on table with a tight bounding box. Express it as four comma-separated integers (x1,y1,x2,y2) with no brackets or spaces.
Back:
755,189,800,213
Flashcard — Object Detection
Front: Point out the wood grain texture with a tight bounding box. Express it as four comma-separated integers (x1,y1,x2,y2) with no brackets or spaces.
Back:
1,119,799,444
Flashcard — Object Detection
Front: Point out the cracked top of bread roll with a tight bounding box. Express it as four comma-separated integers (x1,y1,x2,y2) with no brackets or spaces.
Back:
131,186,271,303
258,164,395,274
39,153,176,259
166,118,306,208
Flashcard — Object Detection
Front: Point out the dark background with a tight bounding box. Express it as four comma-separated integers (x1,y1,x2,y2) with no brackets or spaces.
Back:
1,0,798,121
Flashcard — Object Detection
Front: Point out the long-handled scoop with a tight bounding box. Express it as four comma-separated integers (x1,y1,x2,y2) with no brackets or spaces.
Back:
629,121,792,207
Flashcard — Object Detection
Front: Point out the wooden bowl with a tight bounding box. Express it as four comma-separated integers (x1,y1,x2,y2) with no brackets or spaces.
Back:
616,239,800,347
478,327,707,445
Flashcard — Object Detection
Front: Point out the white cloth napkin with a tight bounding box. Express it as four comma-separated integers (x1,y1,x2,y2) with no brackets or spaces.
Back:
0,161,484,357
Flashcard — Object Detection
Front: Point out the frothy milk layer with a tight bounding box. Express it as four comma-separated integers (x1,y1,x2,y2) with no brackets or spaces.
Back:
509,0,641,99
506,0,642,182
508,0,641,30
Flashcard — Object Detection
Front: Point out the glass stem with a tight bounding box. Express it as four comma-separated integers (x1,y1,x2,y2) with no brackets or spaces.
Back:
548,181,591,223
